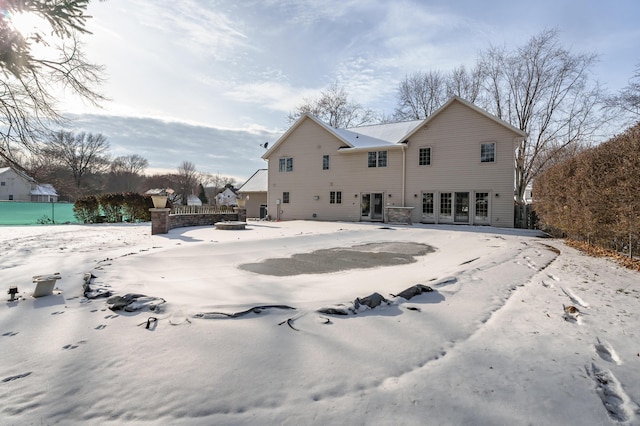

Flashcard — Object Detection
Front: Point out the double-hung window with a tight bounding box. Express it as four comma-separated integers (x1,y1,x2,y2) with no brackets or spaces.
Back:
329,191,342,204
368,151,388,168
481,143,495,163
419,147,431,166
282,192,290,203
322,155,330,170
279,157,293,172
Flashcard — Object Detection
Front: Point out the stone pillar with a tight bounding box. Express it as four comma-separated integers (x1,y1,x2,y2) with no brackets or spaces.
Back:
150,208,170,235
236,208,247,222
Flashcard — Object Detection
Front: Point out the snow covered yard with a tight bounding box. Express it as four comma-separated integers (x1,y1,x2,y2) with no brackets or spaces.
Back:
1,221,639,425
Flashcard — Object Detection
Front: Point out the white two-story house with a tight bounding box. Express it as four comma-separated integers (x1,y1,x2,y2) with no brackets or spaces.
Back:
262,96,526,227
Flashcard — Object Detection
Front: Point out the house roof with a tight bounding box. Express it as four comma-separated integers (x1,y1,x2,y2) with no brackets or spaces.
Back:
237,169,267,193
31,184,58,196
0,166,36,183
262,96,527,159
402,96,528,141
346,120,424,144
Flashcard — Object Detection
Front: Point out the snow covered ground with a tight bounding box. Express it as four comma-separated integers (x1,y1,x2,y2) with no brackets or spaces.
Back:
1,221,639,425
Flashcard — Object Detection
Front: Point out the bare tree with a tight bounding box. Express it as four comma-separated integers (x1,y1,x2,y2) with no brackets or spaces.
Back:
107,154,149,192
0,0,106,153
42,130,110,190
478,28,606,203
446,65,484,104
394,71,448,120
201,172,236,204
605,63,640,124
288,83,378,128
175,161,199,205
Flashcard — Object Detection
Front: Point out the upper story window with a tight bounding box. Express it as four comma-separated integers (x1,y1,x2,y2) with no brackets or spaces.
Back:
419,147,431,166
0,181,5,186
322,155,330,170
368,151,387,168
481,143,495,163
279,157,293,172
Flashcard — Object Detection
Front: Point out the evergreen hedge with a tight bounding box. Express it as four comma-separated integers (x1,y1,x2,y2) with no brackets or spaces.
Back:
73,193,154,223
535,123,640,258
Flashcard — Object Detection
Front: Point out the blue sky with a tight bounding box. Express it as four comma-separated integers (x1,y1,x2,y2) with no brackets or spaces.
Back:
59,0,640,182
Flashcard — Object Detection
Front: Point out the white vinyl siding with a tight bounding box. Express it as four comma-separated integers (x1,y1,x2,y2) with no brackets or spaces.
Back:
404,101,518,227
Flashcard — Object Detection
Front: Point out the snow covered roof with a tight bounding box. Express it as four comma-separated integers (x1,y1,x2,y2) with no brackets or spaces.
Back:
31,184,58,196
144,188,175,195
346,120,423,144
237,169,267,193
332,128,397,149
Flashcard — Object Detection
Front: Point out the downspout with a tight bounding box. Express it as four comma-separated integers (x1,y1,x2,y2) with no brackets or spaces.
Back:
401,144,406,206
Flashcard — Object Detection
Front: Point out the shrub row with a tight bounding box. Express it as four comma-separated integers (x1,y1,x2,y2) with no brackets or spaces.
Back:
73,192,154,223
534,123,640,258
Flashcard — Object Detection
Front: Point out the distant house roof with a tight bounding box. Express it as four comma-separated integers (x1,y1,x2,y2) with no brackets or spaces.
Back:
237,169,267,193
187,194,202,206
144,188,174,195
31,184,58,196
0,166,36,183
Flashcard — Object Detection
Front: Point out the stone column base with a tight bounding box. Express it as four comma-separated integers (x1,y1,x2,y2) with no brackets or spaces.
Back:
150,208,170,235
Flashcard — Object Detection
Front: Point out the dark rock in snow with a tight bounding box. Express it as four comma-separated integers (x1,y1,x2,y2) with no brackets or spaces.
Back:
354,292,389,309
107,293,166,312
392,284,434,300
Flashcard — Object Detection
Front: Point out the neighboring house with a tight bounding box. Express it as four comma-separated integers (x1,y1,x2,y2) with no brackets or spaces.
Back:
31,184,59,202
524,181,533,205
187,194,202,206
215,187,238,206
0,166,58,202
237,169,268,219
261,96,527,227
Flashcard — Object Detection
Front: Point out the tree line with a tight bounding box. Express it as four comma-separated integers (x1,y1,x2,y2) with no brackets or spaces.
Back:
534,122,640,259
0,128,236,204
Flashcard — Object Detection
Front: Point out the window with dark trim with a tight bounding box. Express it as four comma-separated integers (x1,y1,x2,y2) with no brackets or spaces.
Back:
329,191,342,204
419,147,431,166
282,191,290,203
481,143,495,163
368,151,388,167
368,152,377,167
279,157,293,172
322,155,330,170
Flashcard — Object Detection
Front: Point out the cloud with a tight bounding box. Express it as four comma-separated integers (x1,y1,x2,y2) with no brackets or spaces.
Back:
66,114,280,182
